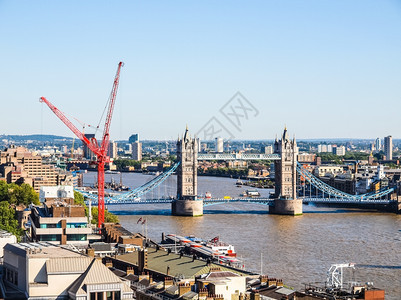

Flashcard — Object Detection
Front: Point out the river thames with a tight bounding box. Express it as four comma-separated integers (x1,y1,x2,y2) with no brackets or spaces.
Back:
84,172,401,299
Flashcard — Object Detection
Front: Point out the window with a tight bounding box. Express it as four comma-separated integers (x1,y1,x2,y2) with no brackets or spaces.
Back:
40,234,59,241
67,234,87,241
4,268,18,286
67,223,86,228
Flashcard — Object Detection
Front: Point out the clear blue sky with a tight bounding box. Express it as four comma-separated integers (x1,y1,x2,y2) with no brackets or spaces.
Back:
0,1,400,140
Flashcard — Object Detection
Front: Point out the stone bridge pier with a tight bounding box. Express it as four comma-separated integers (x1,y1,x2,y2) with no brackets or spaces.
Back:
172,127,203,216
393,191,401,214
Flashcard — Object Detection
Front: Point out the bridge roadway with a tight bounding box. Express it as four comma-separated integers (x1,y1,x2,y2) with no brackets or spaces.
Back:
89,197,394,206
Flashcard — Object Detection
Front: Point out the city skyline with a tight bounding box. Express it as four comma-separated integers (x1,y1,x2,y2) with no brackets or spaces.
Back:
1,1,400,140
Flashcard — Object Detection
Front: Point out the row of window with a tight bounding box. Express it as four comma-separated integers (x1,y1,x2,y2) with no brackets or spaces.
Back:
38,234,87,241
4,267,18,286
90,291,121,300
40,223,87,229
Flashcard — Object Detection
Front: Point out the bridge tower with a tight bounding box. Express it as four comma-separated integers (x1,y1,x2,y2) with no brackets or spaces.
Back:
172,126,203,216
270,127,303,215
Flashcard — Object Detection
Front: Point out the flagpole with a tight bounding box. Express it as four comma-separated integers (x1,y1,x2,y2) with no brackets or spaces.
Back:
145,218,148,245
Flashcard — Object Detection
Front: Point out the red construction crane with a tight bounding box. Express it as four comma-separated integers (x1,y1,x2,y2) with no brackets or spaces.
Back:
40,61,124,229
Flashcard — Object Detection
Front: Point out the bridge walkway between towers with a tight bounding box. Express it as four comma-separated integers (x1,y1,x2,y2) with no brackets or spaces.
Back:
88,196,395,206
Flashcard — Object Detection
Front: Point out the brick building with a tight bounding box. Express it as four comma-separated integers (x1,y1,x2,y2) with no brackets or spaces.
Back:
0,146,74,192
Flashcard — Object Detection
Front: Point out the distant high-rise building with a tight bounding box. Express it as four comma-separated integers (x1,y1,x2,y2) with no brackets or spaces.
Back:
375,138,381,152
108,141,118,159
129,134,139,144
370,143,375,152
264,145,273,155
83,134,96,160
125,143,132,152
62,145,68,154
327,145,332,153
318,144,328,153
201,143,208,152
132,141,142,161
224,141,231,152
384,135,393,160
334,145,346,156
215,137,223,153
196,138,201,153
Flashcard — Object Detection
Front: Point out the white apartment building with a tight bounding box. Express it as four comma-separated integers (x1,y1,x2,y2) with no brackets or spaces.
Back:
3,243,133,299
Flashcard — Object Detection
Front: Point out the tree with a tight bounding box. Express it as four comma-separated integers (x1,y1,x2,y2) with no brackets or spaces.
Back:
0,181,10,202
317,153,342,164
1,182,39,206
90,207,119,224
0,201,23,240
105,210,119,223
15,183,39,206
74,190,86,207
113,158,142,170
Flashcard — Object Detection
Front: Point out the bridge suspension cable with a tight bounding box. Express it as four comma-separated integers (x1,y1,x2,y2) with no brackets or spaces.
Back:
78,162,180,205
296,162,395,201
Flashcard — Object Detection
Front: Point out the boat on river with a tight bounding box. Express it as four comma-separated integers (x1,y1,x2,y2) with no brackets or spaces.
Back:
241,189,261,197
165,234,237,258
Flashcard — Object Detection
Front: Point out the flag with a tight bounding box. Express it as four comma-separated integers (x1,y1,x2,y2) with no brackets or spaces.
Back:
137,217,142,224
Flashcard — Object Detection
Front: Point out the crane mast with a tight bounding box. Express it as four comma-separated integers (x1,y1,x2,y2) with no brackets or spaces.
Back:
40,61,124,229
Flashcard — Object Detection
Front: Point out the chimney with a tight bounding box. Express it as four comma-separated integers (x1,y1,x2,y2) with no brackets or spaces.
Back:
138,249,148,273
105,259,113,268
164,276,173,289
268,277,277,286
179,283,191,296
251,293,260,300
199,288,208,300
138,272,149,282
86,248,95,257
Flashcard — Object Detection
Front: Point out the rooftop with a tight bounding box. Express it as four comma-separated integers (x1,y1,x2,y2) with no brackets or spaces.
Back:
0,229,16,238
69,258,131,296
116,248,251,279
4,242,84,258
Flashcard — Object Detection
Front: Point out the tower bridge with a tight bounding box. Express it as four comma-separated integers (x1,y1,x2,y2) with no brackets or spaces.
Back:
81,127,401,215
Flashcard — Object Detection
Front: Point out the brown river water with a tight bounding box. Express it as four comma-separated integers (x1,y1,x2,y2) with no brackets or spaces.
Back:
84,172,401,299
